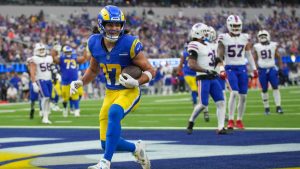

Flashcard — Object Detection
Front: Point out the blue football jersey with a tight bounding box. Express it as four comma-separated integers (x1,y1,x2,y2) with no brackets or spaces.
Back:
182,49,196,76
87,34,143,90
59,54,79,85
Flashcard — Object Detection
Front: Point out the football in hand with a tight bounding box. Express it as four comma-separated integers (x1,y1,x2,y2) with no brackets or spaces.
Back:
121,65,142,79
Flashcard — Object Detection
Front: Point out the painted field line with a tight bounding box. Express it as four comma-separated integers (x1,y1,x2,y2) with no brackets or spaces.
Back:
0,126,300,130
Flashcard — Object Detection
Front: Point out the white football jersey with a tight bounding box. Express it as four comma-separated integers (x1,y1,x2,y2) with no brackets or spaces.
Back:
218,33,249,66
253,42,277,68
28,55,53,81
187,41,216,75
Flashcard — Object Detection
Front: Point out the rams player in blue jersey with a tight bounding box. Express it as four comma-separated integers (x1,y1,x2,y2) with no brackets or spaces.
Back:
70,5,155,169
52,45,89,117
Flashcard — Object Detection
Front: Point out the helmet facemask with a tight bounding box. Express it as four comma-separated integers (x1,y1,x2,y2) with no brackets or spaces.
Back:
227,15,243,35
34,43,46,57
100,21,124,42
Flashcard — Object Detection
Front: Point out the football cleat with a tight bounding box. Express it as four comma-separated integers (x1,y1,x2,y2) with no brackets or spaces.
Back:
227,120,234,130
186,121,194,134
203,111,210,122
74,109,80,117
133,140,151,169
216,128,228,135
42,118,52,124
276,106,283,114
30,109,34,119
87,158,110,169
264,107,270,115
235,120,244,129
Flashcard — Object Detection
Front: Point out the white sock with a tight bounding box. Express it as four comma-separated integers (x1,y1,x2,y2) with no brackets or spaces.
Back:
261,92,269,108
204,107,208,112
228,91,238,120
237,94,247,120
41,97,50,120
273,89,281,106
189,104,206,122
223,91,227,115
216,101,225,130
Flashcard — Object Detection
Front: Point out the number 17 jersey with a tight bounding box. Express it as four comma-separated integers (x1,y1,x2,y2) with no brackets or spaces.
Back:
218,33,249,66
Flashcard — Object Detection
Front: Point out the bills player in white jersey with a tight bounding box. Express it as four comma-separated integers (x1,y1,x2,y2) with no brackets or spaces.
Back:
186,23,227,135
28,43,56,124
207,26,228,121
253,30,283,115
162,62,173,95
218,15,258,130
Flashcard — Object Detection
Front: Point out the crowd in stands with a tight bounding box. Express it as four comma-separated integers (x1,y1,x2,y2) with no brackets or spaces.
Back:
0,5,300,102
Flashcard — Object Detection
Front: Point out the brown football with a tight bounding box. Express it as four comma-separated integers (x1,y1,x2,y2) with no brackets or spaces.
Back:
121,65,142,79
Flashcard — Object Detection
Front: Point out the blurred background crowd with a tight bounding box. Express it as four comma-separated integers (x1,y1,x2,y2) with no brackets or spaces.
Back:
0,0,300,103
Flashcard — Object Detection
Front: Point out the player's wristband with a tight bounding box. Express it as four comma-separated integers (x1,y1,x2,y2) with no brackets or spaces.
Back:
143,71,152,81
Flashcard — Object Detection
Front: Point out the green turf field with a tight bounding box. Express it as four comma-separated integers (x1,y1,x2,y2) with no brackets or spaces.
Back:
0,87,300,129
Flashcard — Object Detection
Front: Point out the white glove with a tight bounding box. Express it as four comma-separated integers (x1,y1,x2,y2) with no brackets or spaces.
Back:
119,73,139,88
70,80,83,95
32,82,39,93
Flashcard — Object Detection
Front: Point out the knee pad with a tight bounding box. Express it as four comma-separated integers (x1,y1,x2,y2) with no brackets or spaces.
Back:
108,104,124,121
239,94,247,102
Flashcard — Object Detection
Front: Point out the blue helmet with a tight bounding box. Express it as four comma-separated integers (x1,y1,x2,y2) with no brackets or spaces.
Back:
98,5,126,42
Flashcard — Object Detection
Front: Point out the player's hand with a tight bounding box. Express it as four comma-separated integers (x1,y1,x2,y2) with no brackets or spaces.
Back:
32,82,39,93
55,74,61,82
253,70,258,78
219,71,227,80
70,80,83,95
119,73,139,88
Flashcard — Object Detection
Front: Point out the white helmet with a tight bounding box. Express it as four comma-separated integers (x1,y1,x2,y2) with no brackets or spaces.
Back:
257,30,270,43
226,15,242,35
208,26,217,42
62,45,73,58
34,43,46,57
190,23,209,40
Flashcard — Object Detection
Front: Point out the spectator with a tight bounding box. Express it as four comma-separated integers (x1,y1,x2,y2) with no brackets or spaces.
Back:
7,84,18,102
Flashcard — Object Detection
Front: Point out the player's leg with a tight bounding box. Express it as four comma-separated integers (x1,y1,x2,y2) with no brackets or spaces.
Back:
187,79,209,134
269,68,283,114
71,90,80,117
184,75,198,106
61,85,70,117
29,83,38,119
210,79,227,134
236,66,249,129
258,68,270,115
225,66,239,129
38,80,52,124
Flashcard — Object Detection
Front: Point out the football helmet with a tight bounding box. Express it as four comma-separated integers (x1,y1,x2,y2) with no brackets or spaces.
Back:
257,30,270,43
190,23,209,40
62,45,73,58
208,26,217,42
34,43,46,57
226,15,242,35
98,5,126,42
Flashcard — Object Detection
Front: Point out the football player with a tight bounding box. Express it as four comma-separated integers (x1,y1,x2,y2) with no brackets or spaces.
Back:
218,15,258,130
26,57,42,119
69,5,155,169
51,45,88,117
162,62,173,95
28,43,56,124
207,26,228,122
253,30,283,115
186,23,227,135
177,42,198,106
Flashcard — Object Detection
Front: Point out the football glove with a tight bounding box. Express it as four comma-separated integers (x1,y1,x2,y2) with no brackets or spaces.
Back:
219,71,227,80
70,80,83,95
32,82,40,93
119,73,139,88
